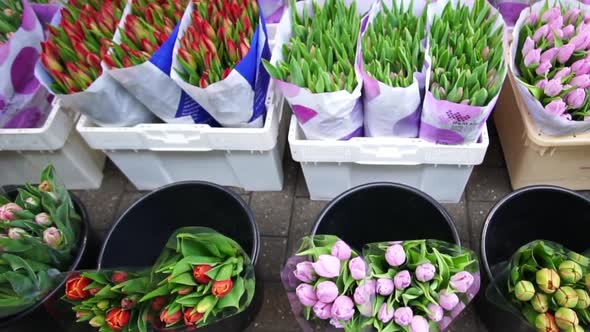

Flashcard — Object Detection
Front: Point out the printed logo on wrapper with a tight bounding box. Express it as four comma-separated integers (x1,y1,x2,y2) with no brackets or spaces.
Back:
0,0,51,129
170,2,271,128
34,1,155,128
106,3,217,125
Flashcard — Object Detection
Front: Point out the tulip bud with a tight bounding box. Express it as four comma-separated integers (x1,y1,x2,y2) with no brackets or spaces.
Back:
515,280,536,301
112,272,128,284
76,311,92,320
97,300,110,311
576,289,590,309
416,263,436,282
531,293,549,313
35,213,52,226
43,227,63,249
89,315,105,328
38,181,52,192
555,287,579,308
555,307,579,330
8,228,26,240
121,296,138,310
536,268,560,294
196,295,216,313
535,313,559,332
0,203,23,221
559,261,583,283
386,244,406,267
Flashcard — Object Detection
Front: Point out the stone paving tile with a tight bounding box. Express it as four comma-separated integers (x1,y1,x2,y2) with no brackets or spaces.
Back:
295,168,309,198
442,195,470,248
75,162,127,232
258,237,288,282
482,138,506,169
245,282,300,332
287,198,328,256
466,167,511,202
467,201,496,257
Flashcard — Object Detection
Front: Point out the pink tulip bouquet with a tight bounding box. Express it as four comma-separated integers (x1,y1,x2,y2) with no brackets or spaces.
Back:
0,0,52,129
283,237,480,331
0,165,82,318
511,0,590,136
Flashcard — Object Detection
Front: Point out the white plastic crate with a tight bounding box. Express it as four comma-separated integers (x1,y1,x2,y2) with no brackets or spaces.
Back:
76,83,288,191
0,102,106,189
288,104,490,203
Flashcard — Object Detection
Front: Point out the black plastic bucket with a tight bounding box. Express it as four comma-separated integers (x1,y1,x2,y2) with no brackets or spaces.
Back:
478,185,590,332
312,182,460,249
98,181,262,332
0,189,95,332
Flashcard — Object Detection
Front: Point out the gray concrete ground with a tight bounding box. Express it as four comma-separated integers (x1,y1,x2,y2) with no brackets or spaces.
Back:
72,121,524,332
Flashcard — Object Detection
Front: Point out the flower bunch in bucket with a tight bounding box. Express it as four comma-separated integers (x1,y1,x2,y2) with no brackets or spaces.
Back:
63,270,152,331
496,240,590,332
419,0,507,144
0,165,82,318
511,1,590,135
62,227,256,331
282,237,480,331
104,0,188,68
171,0,270,128
264,0,366,140
359,0,427,138
40,0,125,94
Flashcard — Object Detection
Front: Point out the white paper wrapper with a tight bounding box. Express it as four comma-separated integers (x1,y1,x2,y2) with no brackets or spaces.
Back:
0,0,51,129
171,2,271,128
271,0,373,140
106,4,216,125
359,0,426,138
510,0,590,136
419,0,507,144
34,1,154,127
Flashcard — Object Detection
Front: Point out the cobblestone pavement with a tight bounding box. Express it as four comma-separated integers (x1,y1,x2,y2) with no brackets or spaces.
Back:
72,121,523,332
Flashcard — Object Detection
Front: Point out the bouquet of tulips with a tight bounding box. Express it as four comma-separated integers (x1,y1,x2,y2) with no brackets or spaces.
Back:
511,0,590,136
283,236,480,331
35,0,153,127
360,0,427,138
488,240,590,332
63,227,256,331
171,0,271,128
0,0,52,129
264,0,371,140
0,165,82,318
419,0,507,144
104,0,215,125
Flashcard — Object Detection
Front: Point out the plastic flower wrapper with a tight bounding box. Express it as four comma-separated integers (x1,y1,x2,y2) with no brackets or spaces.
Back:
487,240,590,332
0,164,83,318
263,0,373,140
282,235,375,331
103,0,217,126
34,0,154,127
362,240,480,331
170,0,271,128
360,0,427,138
0,0,52,129
60,269,154,332
492,0,529,26
510,0,590,136
140,226,256,331
29,0,61,29
419,0,507,144
261,0,287,23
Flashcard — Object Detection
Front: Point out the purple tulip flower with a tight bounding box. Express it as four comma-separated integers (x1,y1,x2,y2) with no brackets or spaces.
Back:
439,290,460,311
394,307,413,326
378,303,394,323
543,78,563,97
541,7,561,23
450,271,475,293
572,59,590,75
554,67,572,80
533,24,549,42
313,302,332,320
536,61,552,75
563,24,575,38
294,261,316,283
524,48,541,67
539,47,557,64
349,257,367,280
394,270,412,290
385,244,406,266
331,296,355,321
566,88,586,109
557,43,576,64
410,315,430,332
536,78,549,89
295,283,318,307
522,36,535,56
571,74,590,88
312,255,341,278
416,263,436,282
544,99,567,116
316,280,339,303
376,278,394,296
427,303,444,322
331,240,352,260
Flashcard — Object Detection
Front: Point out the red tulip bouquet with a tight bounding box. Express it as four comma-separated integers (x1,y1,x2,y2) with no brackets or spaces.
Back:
419,0,507,144
62,227,256,331
263,0,371,140
0,0,52,129
103,0,215,125
171,0,271,128
511,0,590,136
35,0,153,127
283,237,480,332
0,165,82,318
359,0,427,138
488,240,590,332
